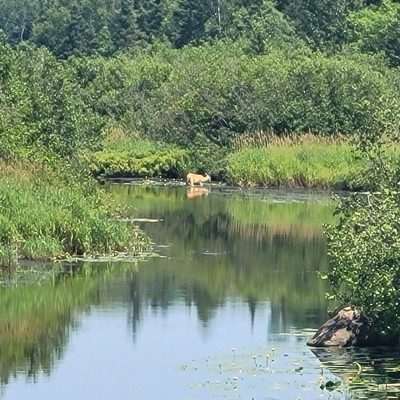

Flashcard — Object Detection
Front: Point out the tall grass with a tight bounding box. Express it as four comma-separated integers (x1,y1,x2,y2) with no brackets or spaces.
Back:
231,132,347,150
227,135,365,189
0,162,149,266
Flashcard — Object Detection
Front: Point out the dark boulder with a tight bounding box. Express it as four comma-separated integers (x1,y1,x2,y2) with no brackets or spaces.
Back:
307,307,371,347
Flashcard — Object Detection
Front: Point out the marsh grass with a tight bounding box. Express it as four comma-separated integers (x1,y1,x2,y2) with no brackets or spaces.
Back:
0,162,149,266
231,132,347,150
227,134,373,189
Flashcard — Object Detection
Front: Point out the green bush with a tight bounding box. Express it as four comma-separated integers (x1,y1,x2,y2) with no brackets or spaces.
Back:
89,138,190,178
326,189,400,339
67,43,400,150
85,45,400,147
0,39,104,159
348,1,400,67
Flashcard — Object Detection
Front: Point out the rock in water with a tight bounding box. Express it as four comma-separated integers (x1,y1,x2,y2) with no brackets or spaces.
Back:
307,307,371,347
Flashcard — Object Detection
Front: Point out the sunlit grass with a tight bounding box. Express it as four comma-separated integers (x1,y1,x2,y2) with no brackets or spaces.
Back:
88,130,189,178
227,137,365,189
231,132,346,150
0,162,149,266
228,133,400,189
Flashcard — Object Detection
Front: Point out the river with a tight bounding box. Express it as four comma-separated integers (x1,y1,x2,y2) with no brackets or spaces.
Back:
0,183,398,399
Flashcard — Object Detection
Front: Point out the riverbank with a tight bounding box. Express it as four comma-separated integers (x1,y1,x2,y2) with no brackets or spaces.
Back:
87,133,189,179
89,134,400,190
226,139,362,190
0,162,149,267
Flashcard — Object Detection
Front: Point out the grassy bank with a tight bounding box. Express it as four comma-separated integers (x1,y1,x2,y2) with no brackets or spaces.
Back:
0,162,149,267
91,133,400,190
88,132,189,178
227,137,362,189
227,135,400,189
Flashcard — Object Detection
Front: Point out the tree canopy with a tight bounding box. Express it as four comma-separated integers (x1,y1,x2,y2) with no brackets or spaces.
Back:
0,0,398,57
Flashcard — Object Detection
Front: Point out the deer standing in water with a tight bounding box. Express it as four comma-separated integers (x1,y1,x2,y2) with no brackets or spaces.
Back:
186,173,211,187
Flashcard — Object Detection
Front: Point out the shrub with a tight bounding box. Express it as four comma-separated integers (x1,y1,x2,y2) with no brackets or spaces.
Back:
89,137,190,178
326,189,400,339
82,45,399,147
0,39,104,159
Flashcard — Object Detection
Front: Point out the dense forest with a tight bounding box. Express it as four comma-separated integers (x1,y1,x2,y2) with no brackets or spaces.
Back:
1,0,400,174
0,0,395,59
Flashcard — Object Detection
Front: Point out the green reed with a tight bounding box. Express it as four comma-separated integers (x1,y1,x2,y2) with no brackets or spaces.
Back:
227,139,367,189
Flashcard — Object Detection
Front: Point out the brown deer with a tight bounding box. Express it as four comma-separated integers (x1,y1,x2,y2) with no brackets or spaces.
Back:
186,173,211,187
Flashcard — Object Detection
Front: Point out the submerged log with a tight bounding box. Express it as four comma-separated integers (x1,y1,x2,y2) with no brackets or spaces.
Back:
307,307,371,347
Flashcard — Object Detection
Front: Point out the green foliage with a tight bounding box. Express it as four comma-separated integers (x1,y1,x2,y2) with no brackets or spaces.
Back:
32,0,113,58
226,141,366,189
348,0,400,66
65,51,173,124
277,0,364,50
168,0,215,47
89,137,189,178
0,163,149,266
326,189,400,338
227,0,300,54
0,0,397,63
99,45,399,148
0,38,103,159
325,106,400,337
0,0,165,58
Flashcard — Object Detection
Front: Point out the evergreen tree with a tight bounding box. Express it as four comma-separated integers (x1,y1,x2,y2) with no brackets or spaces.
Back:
0,0,38,43
110,0,142,51
168,0,214,48
276,0,364,49
136,0,164,42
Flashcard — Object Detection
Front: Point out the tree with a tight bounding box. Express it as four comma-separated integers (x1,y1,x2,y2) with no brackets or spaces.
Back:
277,0,364,50
227,0,298,54
325,58,400,340
0,41,104,157
0,0,39,43
110,0,142,51
32,0,113,58
136,0,164,43
168,0,214,47
348,0,400,66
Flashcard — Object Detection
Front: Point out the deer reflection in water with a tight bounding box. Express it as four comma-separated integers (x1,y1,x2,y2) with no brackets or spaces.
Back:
186,186,209,200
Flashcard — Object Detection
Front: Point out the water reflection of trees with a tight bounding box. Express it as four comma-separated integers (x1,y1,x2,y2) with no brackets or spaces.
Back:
0,266,99,386
0,185,334,386
113,185,333,337
124,246,327,338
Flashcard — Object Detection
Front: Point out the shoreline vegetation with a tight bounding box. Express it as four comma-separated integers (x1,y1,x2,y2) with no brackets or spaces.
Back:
89,132,400,190
0,162,150,268
2,0,400,310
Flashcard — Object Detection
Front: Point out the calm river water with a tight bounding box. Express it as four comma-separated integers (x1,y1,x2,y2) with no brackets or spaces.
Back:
0,183,399,400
